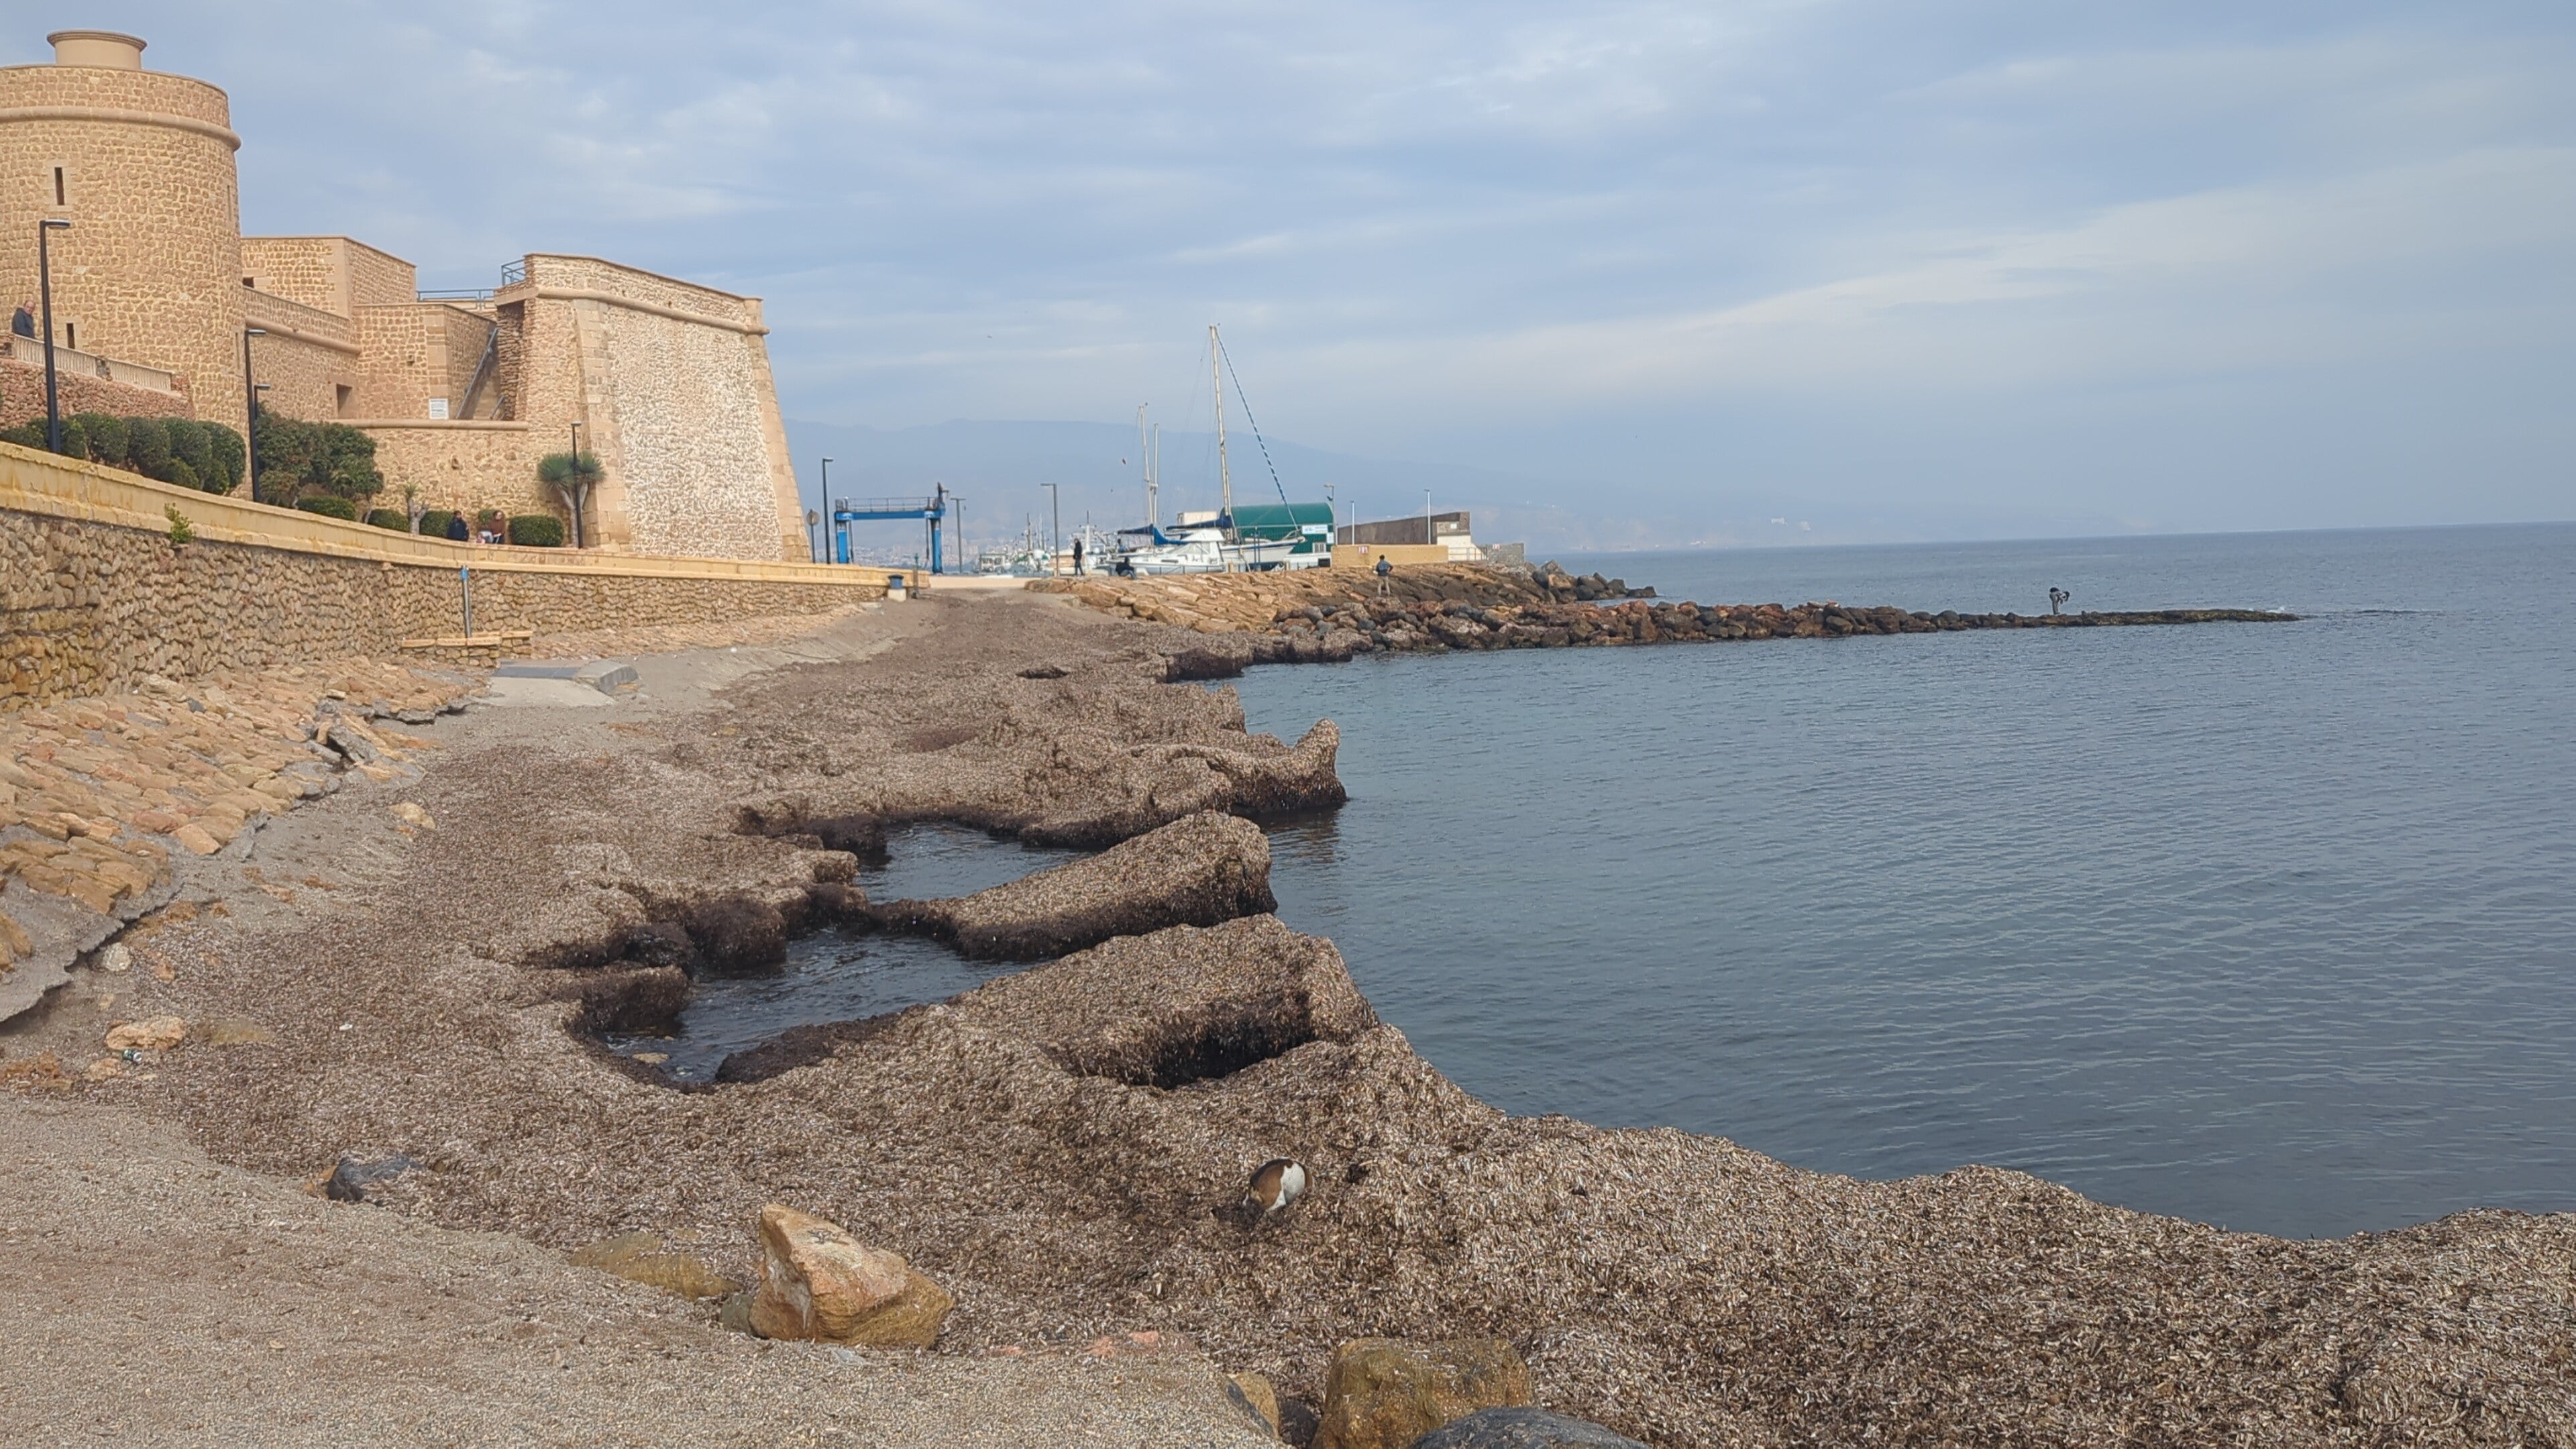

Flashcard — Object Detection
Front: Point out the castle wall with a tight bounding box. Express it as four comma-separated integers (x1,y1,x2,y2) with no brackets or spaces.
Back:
358,421,552,522
352,302,492,421
0,351,191,431
343,239,415,309
498,255,805,561
0,58,244,424
240,236,419,318
243,288,360,421
2,440,888,706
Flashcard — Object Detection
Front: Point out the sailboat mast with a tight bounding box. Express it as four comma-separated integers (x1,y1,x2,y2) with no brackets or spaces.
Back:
1138,404,1152,527
1150,423,1161,528
1210,324,1230,525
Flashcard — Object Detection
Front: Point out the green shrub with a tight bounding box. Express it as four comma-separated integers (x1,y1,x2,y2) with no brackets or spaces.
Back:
418,509,459,539
165,503,195,545
52,417,87,461
366,508,409,531
255,415,381,508
295,494,358,521
1,421,44,449
125,417,170,476
167,419,213,483
506,513,566,547
164,458,199,490
72,413,125,467
203,421,244,492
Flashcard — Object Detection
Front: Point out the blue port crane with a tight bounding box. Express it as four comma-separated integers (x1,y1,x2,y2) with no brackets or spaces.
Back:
831,484,952,572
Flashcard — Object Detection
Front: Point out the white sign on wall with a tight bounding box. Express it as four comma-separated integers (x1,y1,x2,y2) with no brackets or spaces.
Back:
427,397,449,419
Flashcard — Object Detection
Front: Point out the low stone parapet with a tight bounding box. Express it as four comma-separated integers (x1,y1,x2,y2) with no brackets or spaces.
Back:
2,439,890,706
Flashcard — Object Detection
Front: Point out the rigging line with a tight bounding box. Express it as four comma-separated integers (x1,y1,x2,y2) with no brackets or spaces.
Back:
1214,333,1292,508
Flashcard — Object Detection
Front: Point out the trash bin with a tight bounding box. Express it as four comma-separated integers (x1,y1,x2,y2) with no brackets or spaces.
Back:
886,573,907,602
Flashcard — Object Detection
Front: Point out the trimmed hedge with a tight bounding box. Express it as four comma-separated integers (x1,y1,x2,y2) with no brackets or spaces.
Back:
0,412,246,494
294,495,359,521
507,514,566,547
365,508,409,531
418,509,460,540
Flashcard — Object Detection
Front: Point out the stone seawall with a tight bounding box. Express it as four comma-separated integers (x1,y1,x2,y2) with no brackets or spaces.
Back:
1035,561,2292,661
1,440,887,706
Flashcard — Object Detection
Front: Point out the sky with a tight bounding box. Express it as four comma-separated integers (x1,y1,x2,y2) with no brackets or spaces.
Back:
15,2,2575,547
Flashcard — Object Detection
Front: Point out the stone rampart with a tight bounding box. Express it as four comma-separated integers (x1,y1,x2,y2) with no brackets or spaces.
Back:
1,352,190,428
352,303,494,421
496,255,806,561
1,440,889,706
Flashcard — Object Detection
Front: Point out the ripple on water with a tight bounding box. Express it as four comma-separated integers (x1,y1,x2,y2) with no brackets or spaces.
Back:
1241,525,2576,1238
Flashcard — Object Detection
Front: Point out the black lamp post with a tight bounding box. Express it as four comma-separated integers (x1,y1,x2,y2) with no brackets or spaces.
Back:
819,456,833,563
37,219,70,453
242,326,266,500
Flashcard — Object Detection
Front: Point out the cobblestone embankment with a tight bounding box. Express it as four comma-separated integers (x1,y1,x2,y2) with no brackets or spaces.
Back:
0,659,470,1022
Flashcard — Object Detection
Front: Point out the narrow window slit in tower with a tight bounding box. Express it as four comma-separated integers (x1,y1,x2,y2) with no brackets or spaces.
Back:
64,322,76,350
54,167,66,206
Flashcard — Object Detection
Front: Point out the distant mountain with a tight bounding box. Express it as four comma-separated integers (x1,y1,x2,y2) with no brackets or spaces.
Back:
779,418,2134,557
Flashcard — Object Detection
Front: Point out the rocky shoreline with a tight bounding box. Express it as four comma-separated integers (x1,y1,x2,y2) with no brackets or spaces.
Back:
1037,560,2291,666
5,587,2569,1448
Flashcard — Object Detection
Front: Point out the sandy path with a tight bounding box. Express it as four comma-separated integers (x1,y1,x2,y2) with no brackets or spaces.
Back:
0,1102,1273,1447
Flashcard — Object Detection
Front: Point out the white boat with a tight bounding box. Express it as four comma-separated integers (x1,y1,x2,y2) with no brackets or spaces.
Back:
1106,522,1296,574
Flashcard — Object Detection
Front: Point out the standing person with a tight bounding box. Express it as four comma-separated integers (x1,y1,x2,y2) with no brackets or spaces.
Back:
445,513,469,542
1375,552,1394,600
1072,535,1085,574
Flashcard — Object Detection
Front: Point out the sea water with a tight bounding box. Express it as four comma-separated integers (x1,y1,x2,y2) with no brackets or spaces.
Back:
1238,524,2576,1238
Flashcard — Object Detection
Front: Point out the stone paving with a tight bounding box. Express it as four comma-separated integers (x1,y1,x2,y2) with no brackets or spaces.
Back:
0,659,472,1012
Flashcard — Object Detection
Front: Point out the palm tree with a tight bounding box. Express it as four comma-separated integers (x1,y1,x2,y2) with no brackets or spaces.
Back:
537,450,604,547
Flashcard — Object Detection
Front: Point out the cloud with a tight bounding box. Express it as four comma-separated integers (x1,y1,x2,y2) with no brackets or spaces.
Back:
10,0,2573,533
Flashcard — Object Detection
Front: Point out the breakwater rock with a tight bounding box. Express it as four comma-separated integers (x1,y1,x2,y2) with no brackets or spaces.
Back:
1032,563,2291,659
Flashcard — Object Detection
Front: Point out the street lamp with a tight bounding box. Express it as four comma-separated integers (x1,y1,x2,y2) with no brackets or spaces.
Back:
818,457,833,563
37,219,70,454
1424,487,1434,548
242,327,267,499
1040,482,1061,575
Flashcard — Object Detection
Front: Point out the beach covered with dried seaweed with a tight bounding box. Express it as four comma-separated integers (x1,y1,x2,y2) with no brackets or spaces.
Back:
5,585,2571,1446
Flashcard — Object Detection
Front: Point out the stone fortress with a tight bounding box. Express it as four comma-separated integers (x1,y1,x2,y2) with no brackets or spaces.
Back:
0,30,808,561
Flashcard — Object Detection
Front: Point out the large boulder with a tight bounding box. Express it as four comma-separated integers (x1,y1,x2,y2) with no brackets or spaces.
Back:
747,1204,953,1348
1317,1338,1533,1449
1409,1407,1648,1448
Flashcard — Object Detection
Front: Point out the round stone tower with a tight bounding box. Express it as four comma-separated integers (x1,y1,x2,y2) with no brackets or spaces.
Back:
0,31,246,425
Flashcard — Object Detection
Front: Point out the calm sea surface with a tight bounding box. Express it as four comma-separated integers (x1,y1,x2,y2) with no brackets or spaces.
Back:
1236,525,2576,1239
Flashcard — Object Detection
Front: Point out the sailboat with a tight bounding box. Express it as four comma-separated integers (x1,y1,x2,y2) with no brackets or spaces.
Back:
1106,327,1312,575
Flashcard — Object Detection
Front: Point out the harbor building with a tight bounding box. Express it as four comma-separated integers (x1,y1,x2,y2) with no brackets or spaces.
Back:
0,30,806,561
1337,510,1483,562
